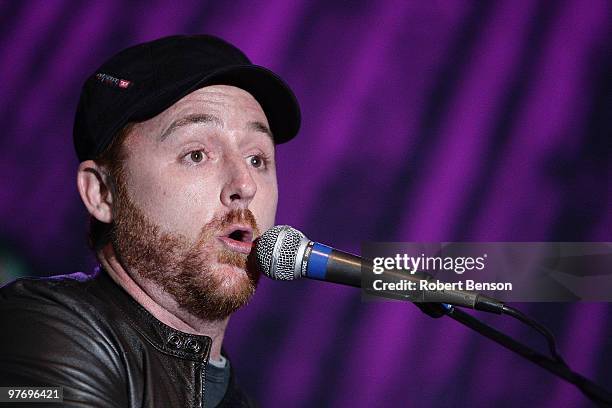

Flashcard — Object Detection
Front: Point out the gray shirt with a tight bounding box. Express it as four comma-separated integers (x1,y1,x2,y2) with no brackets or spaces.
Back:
204,355,230,407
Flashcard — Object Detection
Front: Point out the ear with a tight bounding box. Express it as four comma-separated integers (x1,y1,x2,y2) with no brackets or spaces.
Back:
77,160,115,223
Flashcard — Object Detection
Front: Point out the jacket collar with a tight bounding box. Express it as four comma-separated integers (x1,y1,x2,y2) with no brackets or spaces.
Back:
94,266,213,362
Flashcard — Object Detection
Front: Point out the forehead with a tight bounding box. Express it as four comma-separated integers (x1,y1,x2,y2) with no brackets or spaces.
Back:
160,85,268,125
123,85,273,152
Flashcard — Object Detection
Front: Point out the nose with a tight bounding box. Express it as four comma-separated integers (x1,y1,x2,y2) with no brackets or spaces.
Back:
220,155,257,208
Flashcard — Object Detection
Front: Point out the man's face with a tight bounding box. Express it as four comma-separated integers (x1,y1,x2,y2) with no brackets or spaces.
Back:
109,85,278,320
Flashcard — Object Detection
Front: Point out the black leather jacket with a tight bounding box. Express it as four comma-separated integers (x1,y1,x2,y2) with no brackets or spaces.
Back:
0,268,257,407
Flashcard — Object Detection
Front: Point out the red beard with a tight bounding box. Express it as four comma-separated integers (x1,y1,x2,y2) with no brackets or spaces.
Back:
110,170,261,321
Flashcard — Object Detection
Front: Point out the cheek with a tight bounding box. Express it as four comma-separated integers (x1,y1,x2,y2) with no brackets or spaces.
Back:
252,179,278,232
123,162,221,238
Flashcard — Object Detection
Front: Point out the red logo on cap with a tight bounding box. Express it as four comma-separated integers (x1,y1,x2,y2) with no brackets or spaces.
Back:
95,73,132,89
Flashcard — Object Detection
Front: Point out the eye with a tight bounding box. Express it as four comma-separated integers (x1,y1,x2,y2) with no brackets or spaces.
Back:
247,154,266,169
189,150,205,163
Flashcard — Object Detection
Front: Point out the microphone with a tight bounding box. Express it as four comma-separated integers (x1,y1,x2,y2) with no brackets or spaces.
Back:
254,225,504,314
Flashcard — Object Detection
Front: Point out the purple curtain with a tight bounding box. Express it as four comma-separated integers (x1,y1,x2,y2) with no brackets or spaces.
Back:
1,1,610,406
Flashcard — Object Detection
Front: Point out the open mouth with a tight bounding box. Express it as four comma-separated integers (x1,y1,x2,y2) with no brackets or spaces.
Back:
227,229,253,243
217,226,254,254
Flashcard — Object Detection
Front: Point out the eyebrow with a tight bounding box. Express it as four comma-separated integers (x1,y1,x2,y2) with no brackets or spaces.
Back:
247,121,273,139
159,113,223,142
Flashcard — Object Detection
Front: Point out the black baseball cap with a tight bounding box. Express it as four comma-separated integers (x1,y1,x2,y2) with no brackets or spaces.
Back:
73,34,301,162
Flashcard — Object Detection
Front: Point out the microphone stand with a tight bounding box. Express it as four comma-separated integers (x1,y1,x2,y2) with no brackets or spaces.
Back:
421,302,612,407
362,266,612,405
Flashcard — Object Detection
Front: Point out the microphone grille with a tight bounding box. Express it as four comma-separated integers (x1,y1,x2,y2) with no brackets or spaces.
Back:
255,225,308,280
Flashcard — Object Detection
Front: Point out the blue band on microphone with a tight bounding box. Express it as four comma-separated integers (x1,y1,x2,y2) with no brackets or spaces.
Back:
307,242,333,280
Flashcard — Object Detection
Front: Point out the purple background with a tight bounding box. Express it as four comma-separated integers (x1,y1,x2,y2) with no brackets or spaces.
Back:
1,1,611,406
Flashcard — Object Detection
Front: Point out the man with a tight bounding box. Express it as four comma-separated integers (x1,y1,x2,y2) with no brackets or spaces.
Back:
0,34,300,407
